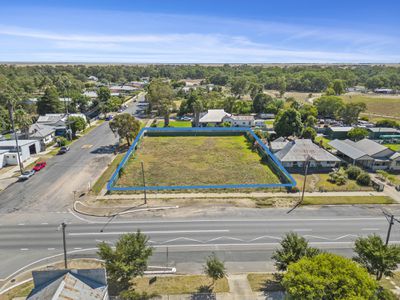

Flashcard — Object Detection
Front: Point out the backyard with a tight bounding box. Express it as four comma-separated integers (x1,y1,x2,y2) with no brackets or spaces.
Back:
115,135,281,188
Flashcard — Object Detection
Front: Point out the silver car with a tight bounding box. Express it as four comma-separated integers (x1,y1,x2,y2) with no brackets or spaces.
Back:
18,170,35,181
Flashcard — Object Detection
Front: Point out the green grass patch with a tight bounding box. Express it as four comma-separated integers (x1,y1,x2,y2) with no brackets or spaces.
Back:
302,196,394,205
158,120,192,127
384,144,400,152
0,281,34,300
315,136,332,149
92,153,124,194
247,273,283,292
117,135,280,188
132,275,229,294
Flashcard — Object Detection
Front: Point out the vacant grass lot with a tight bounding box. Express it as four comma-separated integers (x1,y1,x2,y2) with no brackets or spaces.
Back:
116,135,280,188
341,94,400,120
157,120,192,127
133,275,228,294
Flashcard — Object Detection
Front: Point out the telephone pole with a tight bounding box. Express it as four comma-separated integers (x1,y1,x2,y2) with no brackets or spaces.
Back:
141,161,147,205
382,210,400,246
287,155,310,214
8,105,23,175
61,222,68,269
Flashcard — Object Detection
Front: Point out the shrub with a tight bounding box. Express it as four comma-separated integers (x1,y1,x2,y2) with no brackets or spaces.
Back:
357,172,371,186
376,170,389,181
57,136,67,147
328,169,347,185
346,166,362,180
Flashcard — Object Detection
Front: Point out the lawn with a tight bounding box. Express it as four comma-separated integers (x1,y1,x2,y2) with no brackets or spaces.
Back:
132,275,228,294
247,273,283,292
384,144,400,152
116,135,281,188
292,173,373,192
157,120,192,127
302,196,394,205
315,136,332,149
341,94,400,120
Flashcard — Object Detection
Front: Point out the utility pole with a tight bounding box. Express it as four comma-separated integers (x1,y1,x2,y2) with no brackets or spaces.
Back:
8,105,23,175
287,156,310,214
382,210,400,246
141,161,147,205
61,222,68,269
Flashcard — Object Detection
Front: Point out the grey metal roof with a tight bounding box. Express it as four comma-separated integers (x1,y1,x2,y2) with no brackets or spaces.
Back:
0,139,38,147
368,127,400,133
328,126,354,132
199,109,230,123
29,124,55,138
275,139,340,162
328,139,370,160
28,269,108,300
352,139,390,156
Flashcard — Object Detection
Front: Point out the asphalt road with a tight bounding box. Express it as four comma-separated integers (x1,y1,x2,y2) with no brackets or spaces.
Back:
0,94,145,214
1,207,400,281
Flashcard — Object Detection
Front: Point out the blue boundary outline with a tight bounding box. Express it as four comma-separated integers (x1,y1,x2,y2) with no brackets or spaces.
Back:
107,127,296,191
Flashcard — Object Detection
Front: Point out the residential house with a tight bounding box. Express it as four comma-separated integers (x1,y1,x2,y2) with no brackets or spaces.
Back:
328,138,400,171
326,126,354,139
270,139,340,169
199,109,231,126
374,88,395,94
368,127,400,140
88,75,99,81
83,91,98,99
0,139,41,168
222,115,255,127
27,269,109,300
36,113,86,136
109,85,137,95
28,123,56,151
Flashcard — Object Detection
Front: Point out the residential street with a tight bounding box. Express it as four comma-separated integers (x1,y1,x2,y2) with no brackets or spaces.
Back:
0,94,145,213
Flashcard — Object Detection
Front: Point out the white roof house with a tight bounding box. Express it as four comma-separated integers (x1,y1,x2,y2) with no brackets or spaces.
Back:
27,269,108,300
222,115,255,127
199,109,231,124
328,138,400,171
272,139,340,169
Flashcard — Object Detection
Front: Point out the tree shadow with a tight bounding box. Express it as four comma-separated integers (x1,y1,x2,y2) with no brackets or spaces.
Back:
90,144,117,154
191,285,216,300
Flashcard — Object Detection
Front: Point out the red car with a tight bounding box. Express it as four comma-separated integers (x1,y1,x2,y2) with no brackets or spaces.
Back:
32,162,47,172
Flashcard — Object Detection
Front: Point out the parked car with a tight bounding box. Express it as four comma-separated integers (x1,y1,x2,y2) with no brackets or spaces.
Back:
58,146,70,155
32,162,46,172
18,170,35,181
181,116,192,121
396,185,400,192
105,115,113,121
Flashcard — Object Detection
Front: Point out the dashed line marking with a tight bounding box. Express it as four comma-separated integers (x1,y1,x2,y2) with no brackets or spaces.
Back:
73,247,82,250
18,223,25,226
47,248,55,251
41,223,49,225
361,228,380,231
20,248,29,251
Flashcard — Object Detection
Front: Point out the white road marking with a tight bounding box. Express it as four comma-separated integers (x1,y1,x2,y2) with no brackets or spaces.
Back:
73,247,82,250
69,229,229,236
249,235,282,242
17,223,25,226
361,228,380,231
161,237,203,244
293,229,312,232
47,248,55,250
207,236,244,242
41,223,49,225
20,248,29,251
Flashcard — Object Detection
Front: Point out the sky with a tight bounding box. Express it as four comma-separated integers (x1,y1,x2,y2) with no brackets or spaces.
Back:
0,0,400,63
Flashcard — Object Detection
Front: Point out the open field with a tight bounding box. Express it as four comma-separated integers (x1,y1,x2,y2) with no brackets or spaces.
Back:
116,135,281,188
341,94,400,120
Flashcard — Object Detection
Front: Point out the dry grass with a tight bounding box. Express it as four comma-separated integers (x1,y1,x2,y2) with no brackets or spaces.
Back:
341,94,400,119
247,273,283,292
116,135,280,188
132,275,229,294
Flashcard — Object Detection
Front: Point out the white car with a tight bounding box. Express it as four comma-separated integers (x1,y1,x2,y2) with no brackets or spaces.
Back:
18,170,35,181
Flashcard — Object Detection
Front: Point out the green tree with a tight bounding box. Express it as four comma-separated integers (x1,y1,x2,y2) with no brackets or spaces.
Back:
204,253,227,289
354,235,400,280
301,127,317,140
376,119,399,128
230,77,247,98
332,79,346,95
282,253,377,299
347,127,369,141
340,102,367,125
299,104,318,122
249,82,263,100
97,231,153,292
37,86,61,115
14,108,32,137
107,96,123,112
193,99,203,127
314,96,344,119
98,86,111,103
271,232,320,271
273,108,303,137
356,172,371,186
147,79,174,126
346,165,362,180
253,93,273,113
304,115,317,127
109,114,141,146
67,116,86,138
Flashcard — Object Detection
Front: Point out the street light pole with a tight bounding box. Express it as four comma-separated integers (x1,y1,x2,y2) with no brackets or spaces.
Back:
61,222,68,269
141,161,147,205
